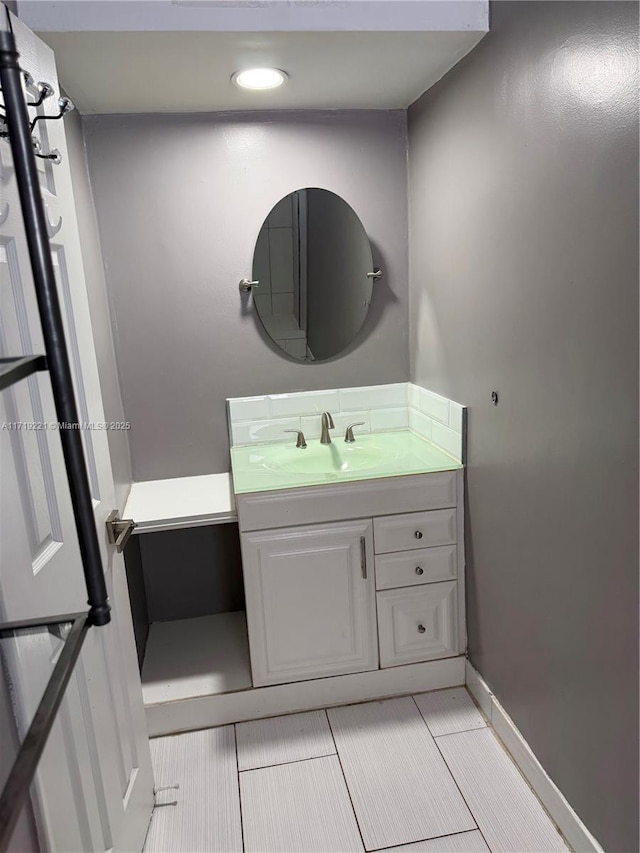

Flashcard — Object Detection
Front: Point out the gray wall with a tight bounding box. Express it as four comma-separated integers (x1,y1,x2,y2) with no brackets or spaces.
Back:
83,111,409,481
64,108,132,511
408,3,638,850
140,524,243,623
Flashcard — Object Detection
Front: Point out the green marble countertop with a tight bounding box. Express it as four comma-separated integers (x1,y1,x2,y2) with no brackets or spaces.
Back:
231,430,462,495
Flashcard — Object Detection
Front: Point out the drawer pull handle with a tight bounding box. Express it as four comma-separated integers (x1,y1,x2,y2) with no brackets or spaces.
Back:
414,530,423,539
417,624,426,634
415,566,424,575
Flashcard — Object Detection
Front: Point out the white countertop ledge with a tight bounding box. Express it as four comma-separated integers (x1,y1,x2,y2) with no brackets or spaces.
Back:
123,473,236,534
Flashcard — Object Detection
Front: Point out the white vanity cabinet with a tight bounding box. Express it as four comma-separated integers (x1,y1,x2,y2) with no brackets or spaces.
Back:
237,469,466,689
241,520,378,686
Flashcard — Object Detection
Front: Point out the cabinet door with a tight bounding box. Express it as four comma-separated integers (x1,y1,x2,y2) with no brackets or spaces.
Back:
241,520,378,686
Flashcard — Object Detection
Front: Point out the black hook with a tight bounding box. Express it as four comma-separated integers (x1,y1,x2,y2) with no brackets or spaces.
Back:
34,148,61,164
27,82,55,109
30,96,74,132
31,137,61,164
22,72,55,107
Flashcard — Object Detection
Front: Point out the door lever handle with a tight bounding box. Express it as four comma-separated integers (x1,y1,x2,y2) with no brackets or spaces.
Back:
106,510,137,553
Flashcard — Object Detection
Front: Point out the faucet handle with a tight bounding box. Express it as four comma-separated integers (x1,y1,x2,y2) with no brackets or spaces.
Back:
344,422,365,443
284,429,307,449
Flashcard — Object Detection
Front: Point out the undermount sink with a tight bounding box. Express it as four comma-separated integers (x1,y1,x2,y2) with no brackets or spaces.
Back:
264,441,386,475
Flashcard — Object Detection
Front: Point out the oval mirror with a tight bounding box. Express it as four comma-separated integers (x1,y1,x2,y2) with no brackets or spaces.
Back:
251,188,375,362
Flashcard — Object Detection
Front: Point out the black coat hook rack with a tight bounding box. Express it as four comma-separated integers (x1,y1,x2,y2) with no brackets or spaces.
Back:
0,68,72,163
30,95,74,132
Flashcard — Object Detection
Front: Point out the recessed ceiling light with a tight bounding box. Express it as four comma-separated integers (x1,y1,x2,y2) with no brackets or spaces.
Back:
232,68,288,91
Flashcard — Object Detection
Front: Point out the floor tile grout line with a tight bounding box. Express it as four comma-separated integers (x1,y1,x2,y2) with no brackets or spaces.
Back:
410,695,483,839
232,724,247,853
434,729,488,741
367,828,491,852
429,721,493,853
411,689,489,739
237,748,338,774
324,707,369,852
431,724,488,737
412,698,488,739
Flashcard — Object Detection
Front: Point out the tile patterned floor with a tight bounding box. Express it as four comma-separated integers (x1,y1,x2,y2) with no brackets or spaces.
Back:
144,687,569,853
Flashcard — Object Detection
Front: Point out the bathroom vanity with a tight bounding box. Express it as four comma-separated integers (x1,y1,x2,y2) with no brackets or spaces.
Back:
234,435,465,687
238,469,465,686
122,383,467,736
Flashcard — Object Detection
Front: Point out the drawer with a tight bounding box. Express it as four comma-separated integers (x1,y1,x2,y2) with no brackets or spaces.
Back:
373,509,456,554
377,582,458,668
375,545,457,590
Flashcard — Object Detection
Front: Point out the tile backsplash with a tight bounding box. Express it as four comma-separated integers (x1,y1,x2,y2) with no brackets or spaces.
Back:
407,385,467,463
227,383,466,463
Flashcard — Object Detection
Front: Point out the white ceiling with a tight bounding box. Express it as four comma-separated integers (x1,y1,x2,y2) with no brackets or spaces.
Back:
20,1,488,34
40,29,485,114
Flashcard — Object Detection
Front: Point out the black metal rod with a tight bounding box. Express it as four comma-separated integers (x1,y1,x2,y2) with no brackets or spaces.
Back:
0,30,110,626
0,614,89,852
0,611,85,637
0,355,47,391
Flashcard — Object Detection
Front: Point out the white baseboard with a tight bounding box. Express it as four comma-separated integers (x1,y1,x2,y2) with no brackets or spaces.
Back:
465,661,604,853
146,655,466,737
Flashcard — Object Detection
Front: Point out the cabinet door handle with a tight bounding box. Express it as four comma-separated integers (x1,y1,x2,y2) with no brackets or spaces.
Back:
360,536,367,579
414,530,423,540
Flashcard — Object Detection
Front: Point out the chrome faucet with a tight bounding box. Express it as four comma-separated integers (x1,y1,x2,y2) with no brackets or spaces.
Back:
320,412,335,444
284,429,307,448
344,422,365,443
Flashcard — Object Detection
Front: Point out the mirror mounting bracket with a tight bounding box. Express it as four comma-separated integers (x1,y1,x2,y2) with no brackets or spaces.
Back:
366,269,383,280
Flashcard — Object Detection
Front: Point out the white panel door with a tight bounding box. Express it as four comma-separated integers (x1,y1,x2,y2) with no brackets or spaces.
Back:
0,15,153,852
241,519,378,686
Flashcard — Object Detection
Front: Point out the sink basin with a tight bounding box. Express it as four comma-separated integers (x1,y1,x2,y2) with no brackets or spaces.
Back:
231,430,462,494
264,441,386,475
